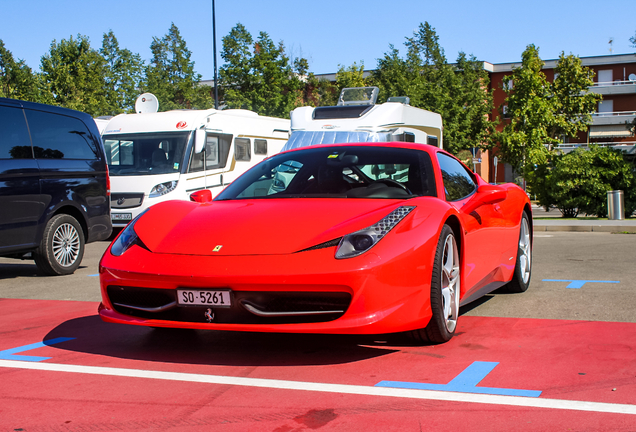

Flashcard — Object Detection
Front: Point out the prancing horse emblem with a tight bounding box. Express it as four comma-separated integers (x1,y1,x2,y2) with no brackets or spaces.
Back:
205,308,214,323
213,245,223,252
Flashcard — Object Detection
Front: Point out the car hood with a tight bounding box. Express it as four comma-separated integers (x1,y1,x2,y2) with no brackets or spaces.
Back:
133,198,411,256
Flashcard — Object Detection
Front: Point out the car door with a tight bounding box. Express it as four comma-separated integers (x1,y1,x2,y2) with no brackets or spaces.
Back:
0,103,43,253
436,153,504,299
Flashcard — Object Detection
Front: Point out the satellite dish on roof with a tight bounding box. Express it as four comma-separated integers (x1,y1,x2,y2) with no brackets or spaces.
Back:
629,74,636,82
135,93,159,113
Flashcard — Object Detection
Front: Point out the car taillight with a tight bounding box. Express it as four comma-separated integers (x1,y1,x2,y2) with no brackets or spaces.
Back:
105,163,111,196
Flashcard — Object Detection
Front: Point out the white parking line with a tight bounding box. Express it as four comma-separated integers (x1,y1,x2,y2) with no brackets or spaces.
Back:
1,359,635,415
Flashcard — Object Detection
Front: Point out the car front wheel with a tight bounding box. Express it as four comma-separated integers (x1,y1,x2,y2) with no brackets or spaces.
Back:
34,214,85,276
411,224,460,344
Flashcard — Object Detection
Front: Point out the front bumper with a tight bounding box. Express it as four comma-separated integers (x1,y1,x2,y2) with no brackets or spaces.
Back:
98,240,436,335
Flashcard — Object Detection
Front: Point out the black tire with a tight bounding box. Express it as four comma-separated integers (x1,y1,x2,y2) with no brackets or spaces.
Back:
411,224,460,344
34,214,85,276
504,212,532,293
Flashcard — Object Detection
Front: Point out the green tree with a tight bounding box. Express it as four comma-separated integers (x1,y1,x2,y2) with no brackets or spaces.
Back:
630,31,636,48
497,45,601,178
144,23,213,111
0,39,40,101
335,62,369,90
220,23,306,117
535,146,636,217
372,22,496,154
39,34,109,116
100,30,144,114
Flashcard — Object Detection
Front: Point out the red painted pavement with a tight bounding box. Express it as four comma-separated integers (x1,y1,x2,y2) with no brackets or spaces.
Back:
1,298,635,431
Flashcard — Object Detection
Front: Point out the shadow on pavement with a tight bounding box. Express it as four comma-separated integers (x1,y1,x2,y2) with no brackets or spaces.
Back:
44,315,400,367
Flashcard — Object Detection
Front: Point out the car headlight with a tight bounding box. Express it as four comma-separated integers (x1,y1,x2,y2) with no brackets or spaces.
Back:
110,209,149,256
149,181,178,198
335,206,415,259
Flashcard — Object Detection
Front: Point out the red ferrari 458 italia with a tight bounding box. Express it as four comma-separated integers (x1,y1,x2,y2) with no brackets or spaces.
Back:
99,142,532,343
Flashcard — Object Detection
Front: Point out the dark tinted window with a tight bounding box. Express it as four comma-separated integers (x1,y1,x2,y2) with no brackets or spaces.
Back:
25,109,98,159
437,153,476,201
0,106,32,159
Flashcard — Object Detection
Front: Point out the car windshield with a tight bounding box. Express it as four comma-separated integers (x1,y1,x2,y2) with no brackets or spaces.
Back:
103,131,190,176
216,145,437,200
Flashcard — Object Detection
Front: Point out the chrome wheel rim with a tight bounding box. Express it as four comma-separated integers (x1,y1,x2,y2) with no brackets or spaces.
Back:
52,223,81,267
441,234,460,333
519,217,531,284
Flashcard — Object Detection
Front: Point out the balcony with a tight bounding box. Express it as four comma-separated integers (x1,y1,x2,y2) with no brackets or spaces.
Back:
556,141,636,155
589,80,636,95
591,110,636,126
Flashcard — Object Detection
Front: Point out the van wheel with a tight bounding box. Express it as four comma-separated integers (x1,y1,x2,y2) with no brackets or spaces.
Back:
34,214,85,276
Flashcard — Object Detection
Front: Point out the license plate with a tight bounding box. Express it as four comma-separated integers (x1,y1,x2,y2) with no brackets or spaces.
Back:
177,289,232,307
112,213,132,222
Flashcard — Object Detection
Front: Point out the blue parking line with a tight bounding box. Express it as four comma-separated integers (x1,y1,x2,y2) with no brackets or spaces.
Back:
376,361,542,397
543,279,620,289
0,337,75,362
88,274,99,277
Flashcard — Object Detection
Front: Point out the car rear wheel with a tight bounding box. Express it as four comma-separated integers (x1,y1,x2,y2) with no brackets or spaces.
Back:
34,214,85,276
504,212,532,293
412,224,460,344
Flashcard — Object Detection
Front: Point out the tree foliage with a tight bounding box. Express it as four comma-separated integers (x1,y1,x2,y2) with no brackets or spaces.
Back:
220,23,306,118
144,23,213,111
532,146,636,217
372,22,496,155
100,30,144,114
496,45,601,176
39,34,109,116
0,39,40,101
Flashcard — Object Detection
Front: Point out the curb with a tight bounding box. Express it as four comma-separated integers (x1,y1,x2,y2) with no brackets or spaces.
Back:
533,224,636,233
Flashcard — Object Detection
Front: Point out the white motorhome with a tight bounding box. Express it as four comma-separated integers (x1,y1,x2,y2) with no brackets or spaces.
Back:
284,87,443,151
103,108,290,227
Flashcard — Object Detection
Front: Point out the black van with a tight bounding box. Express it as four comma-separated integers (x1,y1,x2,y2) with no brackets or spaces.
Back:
0,98,112,275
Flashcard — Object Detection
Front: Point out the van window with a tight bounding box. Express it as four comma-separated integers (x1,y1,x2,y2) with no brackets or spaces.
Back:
0,106,32,159
235,138,251,161
254,139,267,155
189,133,232,172
25,110,98,159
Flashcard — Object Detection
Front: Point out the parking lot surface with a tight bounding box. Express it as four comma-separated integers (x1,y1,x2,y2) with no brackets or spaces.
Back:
1,230,635,431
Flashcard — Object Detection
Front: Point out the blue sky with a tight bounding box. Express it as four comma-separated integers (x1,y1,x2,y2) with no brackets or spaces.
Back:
2,0,635,78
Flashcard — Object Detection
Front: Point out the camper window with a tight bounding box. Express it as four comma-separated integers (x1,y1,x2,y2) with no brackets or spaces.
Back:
254,139,267,155
235,138,251,161
188,133,232,172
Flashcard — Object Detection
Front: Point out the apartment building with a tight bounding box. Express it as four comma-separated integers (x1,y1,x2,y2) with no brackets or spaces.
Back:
487,53,636,183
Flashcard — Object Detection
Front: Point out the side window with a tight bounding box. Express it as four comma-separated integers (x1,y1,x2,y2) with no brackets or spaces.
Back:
25,109,98,159
188,133,232,172
0,106,32,159
437,153,476,201
254,139,267,155
234,138,251,161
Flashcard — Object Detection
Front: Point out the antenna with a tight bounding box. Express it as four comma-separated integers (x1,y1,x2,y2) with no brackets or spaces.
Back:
135,93,159,114
608,37,614,54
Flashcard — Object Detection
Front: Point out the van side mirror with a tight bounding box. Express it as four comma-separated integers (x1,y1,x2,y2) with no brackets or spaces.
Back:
194,128,206,154
190,189,212,203
462,184,507,214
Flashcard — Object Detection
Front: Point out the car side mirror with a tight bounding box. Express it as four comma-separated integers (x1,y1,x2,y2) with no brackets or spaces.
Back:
194,128,206,154
190,189,212,203
462,184,507,214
